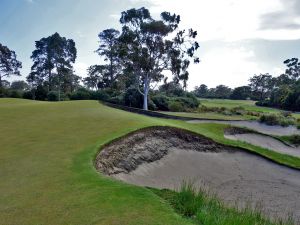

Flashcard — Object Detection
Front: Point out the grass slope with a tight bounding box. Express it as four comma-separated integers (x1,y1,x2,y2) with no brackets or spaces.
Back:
1,99,299,224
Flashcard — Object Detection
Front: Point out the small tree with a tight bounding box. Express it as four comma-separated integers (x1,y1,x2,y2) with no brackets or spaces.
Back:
118,7,199,110
0,43,22,87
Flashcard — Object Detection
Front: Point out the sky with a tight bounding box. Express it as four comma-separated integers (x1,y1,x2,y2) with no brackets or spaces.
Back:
1,0,300,90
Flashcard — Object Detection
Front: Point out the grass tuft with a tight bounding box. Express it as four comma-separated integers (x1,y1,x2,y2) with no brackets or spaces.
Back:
152,182,295,225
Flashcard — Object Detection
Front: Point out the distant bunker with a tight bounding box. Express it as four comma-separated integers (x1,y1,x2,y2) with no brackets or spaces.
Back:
95,126,300,222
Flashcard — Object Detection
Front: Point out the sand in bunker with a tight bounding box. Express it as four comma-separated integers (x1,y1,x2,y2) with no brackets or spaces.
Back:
96,127,300,222
225,133,300,158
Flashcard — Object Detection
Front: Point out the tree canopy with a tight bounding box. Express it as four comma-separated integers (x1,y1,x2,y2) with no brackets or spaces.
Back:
27,32,77,100
0,43,22,87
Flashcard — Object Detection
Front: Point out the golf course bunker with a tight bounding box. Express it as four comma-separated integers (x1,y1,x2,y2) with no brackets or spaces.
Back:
225,128,300,158
95,126,300,222
188,120,300,136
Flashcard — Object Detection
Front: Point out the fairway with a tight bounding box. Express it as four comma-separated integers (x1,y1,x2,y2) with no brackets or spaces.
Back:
1,99,300,225
0,99,190,225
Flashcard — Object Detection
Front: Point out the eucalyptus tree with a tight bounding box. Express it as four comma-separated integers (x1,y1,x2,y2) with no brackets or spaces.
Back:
249,73,274,101
284,58,300,81
0,43,22,87
28,32,77,100
118,7,199,110
96,29,121,84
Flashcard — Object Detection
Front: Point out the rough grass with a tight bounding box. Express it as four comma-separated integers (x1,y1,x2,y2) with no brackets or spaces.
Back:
1,98,299,224
161,111,247,120
151,182,294,225
199,98,300,119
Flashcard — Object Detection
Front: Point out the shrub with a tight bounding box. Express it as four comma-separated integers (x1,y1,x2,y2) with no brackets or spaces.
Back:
23,91,34,100
148,99,157,111
89,90,110,101
124,88,143,108
259,113,296,127
9,90,22,98
168,101,184,112
152,95,169,111
256,100,271,107
0,87,9,97
259,114,280,126
281,111,292,117
47,91,59,101
107,95,124,105
70,88,91,100
289,135,300,146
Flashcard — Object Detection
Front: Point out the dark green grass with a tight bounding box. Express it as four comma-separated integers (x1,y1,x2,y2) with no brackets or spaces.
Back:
151,182,294,225
0,98,299,224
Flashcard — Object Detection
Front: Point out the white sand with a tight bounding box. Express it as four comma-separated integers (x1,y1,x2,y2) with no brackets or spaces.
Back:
114,149,300,222
225,133,300,158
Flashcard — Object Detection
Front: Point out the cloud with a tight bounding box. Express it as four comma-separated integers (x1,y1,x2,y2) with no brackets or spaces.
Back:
187,45,262,89
25,0,34,3
74,62,88,77
260,0,300,30
136,0,300,41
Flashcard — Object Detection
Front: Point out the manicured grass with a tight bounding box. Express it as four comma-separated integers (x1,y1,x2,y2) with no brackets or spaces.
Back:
1,98,299,224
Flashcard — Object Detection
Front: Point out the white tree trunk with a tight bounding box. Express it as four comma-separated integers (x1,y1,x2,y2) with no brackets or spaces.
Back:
143,76,149,110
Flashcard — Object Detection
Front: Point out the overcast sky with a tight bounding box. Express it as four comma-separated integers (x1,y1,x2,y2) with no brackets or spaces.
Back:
1,0,300,90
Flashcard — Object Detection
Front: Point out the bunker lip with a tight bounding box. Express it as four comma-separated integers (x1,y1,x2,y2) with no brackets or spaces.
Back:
95,126,234,175
95,126,300,222
224,127,300,158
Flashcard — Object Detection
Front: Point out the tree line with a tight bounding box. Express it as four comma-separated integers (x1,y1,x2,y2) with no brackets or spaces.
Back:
193,59,300,111
0,7,199,111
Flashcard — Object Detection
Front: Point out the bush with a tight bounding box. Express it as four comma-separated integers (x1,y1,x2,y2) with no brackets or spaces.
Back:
88,90,110,101
168,101,184,112
9,90,22,98
256,100,271,107
124,88,143,108
70,88,91,100
47,91,59,101
174,96,199,109
0,87,9,97
107,95,124,105
148,99,157,111
23,91,34,100
259,113,296,127
152,95,169,111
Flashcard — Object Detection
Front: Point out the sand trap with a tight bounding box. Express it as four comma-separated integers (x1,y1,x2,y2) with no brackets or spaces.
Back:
225,133,300,158
95,127,300,222
188,120,300,136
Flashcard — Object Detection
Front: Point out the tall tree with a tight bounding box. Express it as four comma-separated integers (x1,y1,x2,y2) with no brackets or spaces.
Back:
0,43,22,87
96,29,121,84
249,73,274,101
118,7,199,110
28,32,77,100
